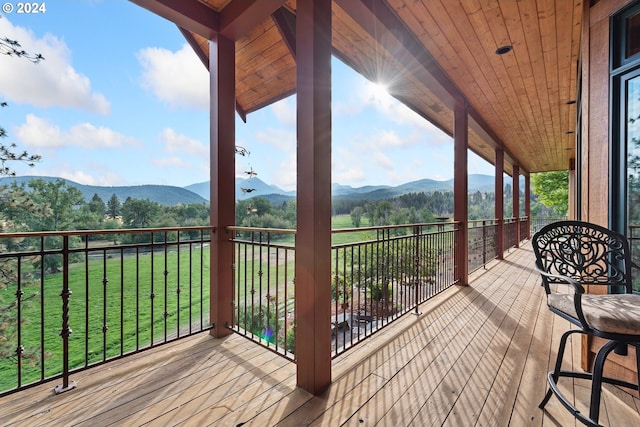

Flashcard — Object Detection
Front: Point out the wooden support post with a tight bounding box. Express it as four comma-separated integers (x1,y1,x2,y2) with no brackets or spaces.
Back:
513,165,520,247
209,34,235,338
495,149,504,259
295,0,332,395
454,101,468,286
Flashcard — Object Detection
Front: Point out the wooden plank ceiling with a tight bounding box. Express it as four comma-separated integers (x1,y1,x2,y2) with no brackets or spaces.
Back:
130,0,583,175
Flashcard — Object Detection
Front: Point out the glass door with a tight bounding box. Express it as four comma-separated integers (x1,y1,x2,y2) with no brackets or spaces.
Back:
624,68,640,292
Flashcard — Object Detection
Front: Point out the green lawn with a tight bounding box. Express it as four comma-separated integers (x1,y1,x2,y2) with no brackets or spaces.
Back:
0,246,211,391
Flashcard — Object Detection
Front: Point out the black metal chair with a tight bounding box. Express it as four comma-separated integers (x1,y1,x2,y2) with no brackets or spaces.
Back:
532,220,640,426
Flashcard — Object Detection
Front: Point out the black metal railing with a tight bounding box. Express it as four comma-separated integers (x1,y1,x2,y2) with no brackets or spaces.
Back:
530,216,566,235
1,217,539,397
468,219,499,273
0,226,214,397
330,223,457,357
519,216,530,240
227,227,296,360
503,217,517,250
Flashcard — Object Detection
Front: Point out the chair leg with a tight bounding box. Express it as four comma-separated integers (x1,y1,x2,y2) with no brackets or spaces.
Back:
589,340,619,425
540,329,580,409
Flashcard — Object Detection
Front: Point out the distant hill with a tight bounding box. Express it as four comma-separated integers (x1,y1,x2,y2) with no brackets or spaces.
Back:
0,176,207,206
185,177,295,201
0,174,513,206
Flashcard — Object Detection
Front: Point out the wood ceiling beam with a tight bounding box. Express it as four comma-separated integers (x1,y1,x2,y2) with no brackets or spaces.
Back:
219,0,288,40
129,0,219,39
334,0,460,108
272,7,297,59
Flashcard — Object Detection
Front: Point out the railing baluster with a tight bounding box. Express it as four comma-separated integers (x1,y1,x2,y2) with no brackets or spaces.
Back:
55,235,75,394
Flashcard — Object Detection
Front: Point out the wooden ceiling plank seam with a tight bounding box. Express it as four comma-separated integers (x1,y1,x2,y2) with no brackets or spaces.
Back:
498,0,550,171
554,1,575,163
129,0,219,39
389,0,528,171
479,0,539,167
566,0,583,161
219,0,287,40
517,0,555,157
237,59,295,90
458,0,533,151
272,7,297,59
499,0,546,148
536,0,562,164
426,0,513,150
477,1,540,156
537,0,569,171
236,43,290,78
410,0,530,166
396,0,510,158
402,1,486,110
235,20,280,61
516,0,552,155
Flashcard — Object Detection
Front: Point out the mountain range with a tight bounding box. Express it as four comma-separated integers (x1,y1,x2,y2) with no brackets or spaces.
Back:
0,174,505,206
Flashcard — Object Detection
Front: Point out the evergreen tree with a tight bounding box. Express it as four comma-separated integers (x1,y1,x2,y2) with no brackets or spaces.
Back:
106,193,121,219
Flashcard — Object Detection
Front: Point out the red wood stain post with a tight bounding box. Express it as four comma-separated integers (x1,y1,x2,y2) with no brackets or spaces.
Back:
295,0,332,395
454,101,468,286
209,34,236,338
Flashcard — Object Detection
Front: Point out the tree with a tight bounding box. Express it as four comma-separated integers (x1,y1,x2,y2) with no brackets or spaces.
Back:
106,193,121,219
27,179,84,231
0,32,44,364
121,197,160,228
531,171,569,216
350,206,364,227
0,34,42,177
88,193,106,217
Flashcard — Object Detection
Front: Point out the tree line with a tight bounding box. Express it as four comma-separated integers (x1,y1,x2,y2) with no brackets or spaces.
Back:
0,176,564,236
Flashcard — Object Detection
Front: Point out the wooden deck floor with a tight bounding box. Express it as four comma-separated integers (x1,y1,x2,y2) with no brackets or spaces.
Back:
2,244,640,426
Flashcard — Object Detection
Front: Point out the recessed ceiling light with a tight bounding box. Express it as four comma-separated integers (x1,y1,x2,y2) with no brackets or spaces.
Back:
495,45,513,55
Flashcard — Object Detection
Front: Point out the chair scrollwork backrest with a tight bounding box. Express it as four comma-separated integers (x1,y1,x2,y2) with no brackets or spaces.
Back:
532,221,633,294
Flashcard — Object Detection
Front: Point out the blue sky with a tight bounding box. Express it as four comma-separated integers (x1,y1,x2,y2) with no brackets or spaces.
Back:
0,0,495,192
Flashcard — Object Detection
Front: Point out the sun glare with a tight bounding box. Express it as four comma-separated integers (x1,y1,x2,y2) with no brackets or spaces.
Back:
370,81,390,100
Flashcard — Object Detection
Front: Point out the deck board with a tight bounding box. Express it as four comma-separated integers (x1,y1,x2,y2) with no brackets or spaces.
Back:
1,244,639,426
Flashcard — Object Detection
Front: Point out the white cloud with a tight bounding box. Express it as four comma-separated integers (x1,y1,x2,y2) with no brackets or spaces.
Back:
332,146,366,185
15,114,140,149
270,98,296,127
255,128,296,152
273,152,296,190
159,128,208,157
0,17,109,114
137,44,209,109
151,156,192,169
24,163,127,186
357,78,450,145
373,151,393,170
